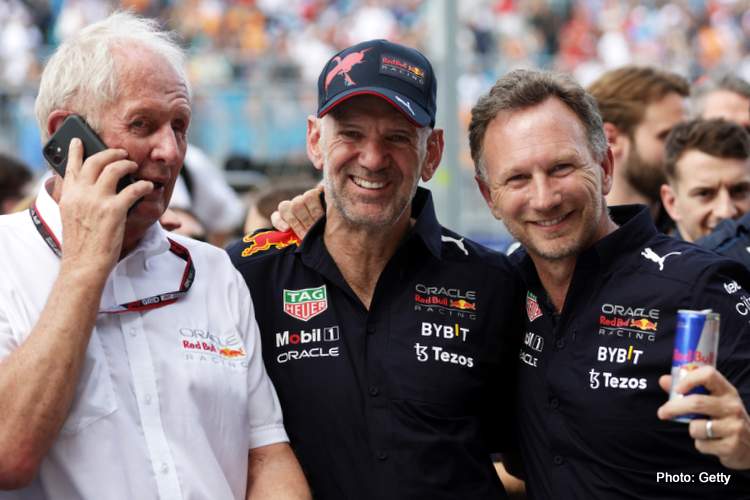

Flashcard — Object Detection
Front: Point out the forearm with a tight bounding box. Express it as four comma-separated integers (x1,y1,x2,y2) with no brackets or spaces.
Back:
246,443,311,500
0,265,105,487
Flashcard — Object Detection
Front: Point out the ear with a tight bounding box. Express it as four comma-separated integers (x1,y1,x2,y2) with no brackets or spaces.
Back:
600,146,615,195
306,115,325,172
475,174,496,211
46,110,72,138
660,183,680,222
420,128,444,182
603,122,628,161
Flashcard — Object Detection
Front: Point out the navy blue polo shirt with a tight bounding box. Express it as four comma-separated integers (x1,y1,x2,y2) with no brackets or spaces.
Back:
228,188,523,500
512,204,750,499
696,211,750,271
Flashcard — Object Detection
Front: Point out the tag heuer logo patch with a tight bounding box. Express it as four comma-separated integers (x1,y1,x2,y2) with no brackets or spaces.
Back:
283,285,328,321
526,291,542,322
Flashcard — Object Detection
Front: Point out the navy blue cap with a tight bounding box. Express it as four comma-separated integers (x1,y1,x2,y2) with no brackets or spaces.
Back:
317,39,437,128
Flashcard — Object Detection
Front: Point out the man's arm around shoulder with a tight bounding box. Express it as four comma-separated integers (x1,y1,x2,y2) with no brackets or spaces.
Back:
246,442,311,499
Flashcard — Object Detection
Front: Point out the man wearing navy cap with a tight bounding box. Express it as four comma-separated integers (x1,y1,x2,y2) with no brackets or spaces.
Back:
228,40,523,499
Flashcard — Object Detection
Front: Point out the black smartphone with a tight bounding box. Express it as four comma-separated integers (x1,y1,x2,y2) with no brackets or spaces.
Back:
43,114,135,193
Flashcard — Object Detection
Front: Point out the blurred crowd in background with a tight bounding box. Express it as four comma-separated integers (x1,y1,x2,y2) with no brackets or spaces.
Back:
1,0,749,246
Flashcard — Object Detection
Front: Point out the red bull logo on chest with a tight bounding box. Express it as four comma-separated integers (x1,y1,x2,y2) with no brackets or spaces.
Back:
283,285,328,321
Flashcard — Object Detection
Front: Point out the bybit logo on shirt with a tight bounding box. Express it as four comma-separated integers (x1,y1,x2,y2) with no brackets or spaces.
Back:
596,345,643,365
420,322,469,342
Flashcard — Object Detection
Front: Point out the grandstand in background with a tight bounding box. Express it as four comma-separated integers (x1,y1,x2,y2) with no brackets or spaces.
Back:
1,0,748,247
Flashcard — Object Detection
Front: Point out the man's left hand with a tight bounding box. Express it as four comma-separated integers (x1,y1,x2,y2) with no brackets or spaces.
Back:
657,366,750,469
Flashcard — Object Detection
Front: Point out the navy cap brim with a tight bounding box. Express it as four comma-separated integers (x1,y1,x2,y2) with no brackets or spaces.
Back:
318,86,432,127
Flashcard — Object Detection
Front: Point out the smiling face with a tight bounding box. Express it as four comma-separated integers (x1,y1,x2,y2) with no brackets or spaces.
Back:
307,95,441,230
477,97,614,263
95,48,191,239
662,150,750,242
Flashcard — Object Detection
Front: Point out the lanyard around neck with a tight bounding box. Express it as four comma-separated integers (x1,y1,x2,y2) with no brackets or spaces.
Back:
29,204,195,314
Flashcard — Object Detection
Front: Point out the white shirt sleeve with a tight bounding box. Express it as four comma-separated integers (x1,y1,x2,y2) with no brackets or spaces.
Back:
233,268,289,449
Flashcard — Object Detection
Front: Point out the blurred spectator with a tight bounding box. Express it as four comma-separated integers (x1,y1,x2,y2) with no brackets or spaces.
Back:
691,73,750,127
0,151,32,214
588,66,689,228
160,207,208,242
661,118,750,270
661,118,750,243
243,179,318,235
169,144,246,246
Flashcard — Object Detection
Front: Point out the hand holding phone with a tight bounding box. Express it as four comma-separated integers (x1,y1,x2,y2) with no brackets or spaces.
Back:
43,114,135,193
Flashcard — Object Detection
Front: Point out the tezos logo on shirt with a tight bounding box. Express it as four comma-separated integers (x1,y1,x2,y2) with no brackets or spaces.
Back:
283,285,328,321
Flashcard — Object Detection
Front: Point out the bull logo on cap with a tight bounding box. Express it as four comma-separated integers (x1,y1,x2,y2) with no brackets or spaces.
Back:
324,48,371,92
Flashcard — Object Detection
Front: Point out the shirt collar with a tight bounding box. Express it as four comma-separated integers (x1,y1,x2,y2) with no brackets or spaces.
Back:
298,186,443,261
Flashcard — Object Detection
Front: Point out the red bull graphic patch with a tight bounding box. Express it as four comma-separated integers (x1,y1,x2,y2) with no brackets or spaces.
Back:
325,48,371,92
241,230,300,257
284,285,328,321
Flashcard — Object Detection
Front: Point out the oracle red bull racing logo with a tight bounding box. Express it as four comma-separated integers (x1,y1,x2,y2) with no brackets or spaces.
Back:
414,283,478,320
241,230,300,257
598,303,660,343
180,328,248,367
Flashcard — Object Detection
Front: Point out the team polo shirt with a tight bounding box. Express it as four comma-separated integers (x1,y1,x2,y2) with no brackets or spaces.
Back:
696,211,750,271
228,188,523,500
512,204,750,499
0,182,287,500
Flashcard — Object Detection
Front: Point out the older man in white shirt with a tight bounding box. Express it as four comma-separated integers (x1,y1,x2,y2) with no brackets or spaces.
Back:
0,11,309,500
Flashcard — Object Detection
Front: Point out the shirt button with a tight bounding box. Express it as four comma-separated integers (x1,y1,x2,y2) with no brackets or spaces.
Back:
555,339,565,349
376,451,388,461
144,394,152,405
369,386,379,397
550,398,559,409
129,328,137,337
160,462,169,474
553,455,564,465
366,325,376,335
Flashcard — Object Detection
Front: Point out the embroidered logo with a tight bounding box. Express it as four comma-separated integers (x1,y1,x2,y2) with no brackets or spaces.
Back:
641,247,681,271
241,230,300,257
394,95,416,116
526,291,543,322
283,285,328,321
441,235,468,256
324,48,371,92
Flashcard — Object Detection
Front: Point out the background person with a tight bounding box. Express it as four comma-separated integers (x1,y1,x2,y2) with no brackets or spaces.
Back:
691,74,750,128
661,119,750,243
587,65,689,227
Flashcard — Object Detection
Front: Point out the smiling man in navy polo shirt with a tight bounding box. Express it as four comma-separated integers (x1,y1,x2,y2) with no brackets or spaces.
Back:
470,69,750,499
228,40,523,499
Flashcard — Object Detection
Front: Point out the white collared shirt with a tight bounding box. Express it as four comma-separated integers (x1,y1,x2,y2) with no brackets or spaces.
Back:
0,184,288,499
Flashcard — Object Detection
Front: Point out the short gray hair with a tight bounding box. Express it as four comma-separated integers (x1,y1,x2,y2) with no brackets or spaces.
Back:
691,73,750,117
469,69,607,180
34,11,190,141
